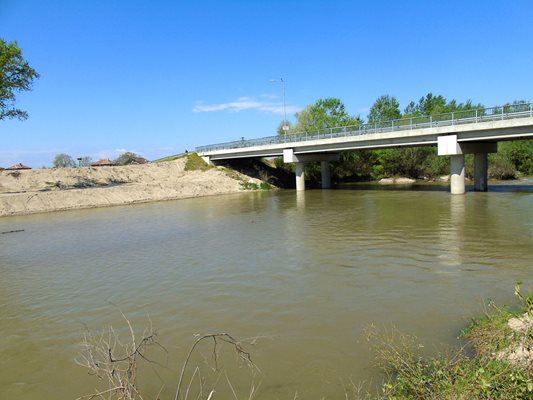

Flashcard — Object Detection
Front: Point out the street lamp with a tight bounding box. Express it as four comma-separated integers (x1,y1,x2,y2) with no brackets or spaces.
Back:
270,78,289,134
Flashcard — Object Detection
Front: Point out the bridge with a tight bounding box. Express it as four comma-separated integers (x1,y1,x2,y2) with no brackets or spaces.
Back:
196,103,533,194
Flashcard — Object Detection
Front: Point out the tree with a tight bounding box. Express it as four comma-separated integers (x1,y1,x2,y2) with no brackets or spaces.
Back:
276,120,293,135
367,95,401,124
53,153,76,168
114,152,148,166
78,156,93,167
0,38,39,120
403,93,483,117
292,98,360,132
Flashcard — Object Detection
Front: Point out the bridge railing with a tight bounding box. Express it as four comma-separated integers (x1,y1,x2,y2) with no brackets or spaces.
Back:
196,102,533,153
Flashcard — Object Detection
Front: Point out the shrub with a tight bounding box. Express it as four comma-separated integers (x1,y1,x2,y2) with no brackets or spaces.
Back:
489,154,517,180
184,153,212,171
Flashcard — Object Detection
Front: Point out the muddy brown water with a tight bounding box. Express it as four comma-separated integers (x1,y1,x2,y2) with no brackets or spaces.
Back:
1,183,533,399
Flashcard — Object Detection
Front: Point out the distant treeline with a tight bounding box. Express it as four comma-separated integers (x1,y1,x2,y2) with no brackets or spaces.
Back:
276,94,533,181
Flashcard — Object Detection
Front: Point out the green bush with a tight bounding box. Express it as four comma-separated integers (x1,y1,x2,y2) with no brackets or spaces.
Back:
489,154,517,180
499,141,533,175
184,153,212,171
370,285,533,399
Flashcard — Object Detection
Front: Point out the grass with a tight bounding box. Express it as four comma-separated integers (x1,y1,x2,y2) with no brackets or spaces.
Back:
366,283,533,399
152,153,188,163
184,152,212,171
240,181,271,190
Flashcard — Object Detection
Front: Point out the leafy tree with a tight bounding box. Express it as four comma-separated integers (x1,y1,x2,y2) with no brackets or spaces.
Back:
404,93,483,117
332,150,379,181
114,152,148,166
499,140,533,175
276,120,293,135
292,98,360,132
53,153,76,168
0,38,39,120
367,95,401,123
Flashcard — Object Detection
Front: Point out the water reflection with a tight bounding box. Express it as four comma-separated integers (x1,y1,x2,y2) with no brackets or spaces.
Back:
437,195,466,267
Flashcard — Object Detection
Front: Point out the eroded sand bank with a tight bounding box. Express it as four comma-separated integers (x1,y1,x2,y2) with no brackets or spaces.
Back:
0,159,257,216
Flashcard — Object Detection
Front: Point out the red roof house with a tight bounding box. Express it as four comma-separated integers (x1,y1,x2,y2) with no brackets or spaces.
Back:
6,163,32,170
91,159,114,167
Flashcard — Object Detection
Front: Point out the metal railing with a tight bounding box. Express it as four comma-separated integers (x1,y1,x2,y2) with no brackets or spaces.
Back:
196,102,533,153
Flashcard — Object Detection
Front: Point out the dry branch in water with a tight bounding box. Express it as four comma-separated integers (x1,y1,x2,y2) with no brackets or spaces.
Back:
75,313,164,400
76,314,258,400
174,333,256,400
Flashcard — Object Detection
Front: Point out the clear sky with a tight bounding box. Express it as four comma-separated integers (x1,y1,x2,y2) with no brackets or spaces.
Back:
1,0,532,167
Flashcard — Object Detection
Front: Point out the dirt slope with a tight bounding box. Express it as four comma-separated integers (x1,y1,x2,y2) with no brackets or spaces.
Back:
0,159,257,216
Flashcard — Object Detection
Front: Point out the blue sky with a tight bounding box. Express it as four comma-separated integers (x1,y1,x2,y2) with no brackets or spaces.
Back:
1,0,532,167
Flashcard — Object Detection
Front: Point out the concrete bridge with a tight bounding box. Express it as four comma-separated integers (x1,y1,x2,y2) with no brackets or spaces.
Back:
197,103,533,194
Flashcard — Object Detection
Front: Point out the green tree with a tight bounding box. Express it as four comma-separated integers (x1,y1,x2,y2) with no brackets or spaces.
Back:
53,153,76,168
292,98,360,132
404,93,483,117
0,38,39,120
499,140,533,175
367,95,401,123
276,120,293,135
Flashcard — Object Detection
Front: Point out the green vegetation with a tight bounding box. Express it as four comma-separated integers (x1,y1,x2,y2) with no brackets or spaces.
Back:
278,94,533,182
75,284,533,399
153,153,188,163
367,283,533,399
240,181,271,190
0,38,39,120
184,152,212,171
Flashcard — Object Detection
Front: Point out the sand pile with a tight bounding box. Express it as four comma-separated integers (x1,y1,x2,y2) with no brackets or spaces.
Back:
0,159,256,216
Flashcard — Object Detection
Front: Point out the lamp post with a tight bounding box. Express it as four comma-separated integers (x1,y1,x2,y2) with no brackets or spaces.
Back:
270,78,288,134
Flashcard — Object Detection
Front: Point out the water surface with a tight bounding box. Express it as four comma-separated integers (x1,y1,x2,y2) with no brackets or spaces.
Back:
1,187,532,399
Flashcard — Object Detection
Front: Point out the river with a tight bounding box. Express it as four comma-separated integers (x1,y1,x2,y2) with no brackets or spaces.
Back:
1,183,533,399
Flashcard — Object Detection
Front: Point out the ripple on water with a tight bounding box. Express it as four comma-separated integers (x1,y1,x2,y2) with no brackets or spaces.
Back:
0,190,532,399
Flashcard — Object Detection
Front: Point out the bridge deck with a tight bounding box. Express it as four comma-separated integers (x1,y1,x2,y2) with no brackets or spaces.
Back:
196,104,533,160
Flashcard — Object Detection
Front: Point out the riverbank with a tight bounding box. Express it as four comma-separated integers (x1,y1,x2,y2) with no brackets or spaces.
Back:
0,157,262,217
371,283,533,399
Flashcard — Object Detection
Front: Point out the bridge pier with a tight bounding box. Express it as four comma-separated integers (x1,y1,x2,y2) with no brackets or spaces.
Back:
321,161,331,189
283,149,339,190
450,155,465,194
295,162,306,191
474,153,488,192
438,135,496,194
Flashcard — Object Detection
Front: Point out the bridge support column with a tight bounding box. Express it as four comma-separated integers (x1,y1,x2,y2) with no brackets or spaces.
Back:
450,155,465,195
474,153,489,192
321,161,331,189
438,135,497,195
295,162,306,191
283,149,339,191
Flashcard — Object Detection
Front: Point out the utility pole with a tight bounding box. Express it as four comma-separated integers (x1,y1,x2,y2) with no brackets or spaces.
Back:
270,78,288,134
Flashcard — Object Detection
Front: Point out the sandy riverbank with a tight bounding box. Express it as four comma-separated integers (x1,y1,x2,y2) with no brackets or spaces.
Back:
0,159,259,217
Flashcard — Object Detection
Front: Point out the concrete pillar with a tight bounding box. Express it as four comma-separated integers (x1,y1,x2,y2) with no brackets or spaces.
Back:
450,154,465,194
321,161,331,189
295,162,305,191
474,153,488,192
